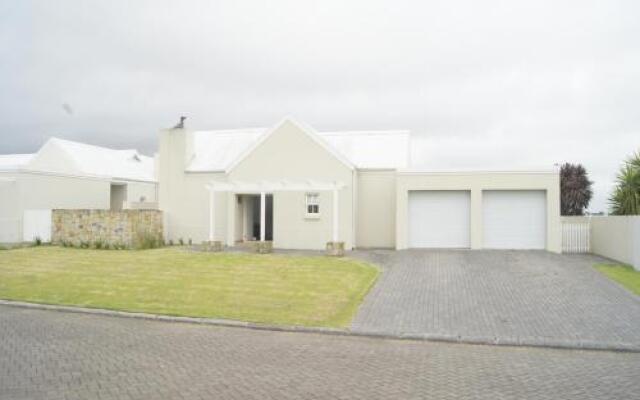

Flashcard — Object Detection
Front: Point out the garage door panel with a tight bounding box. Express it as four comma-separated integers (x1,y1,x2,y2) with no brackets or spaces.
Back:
483,190,546,249
409,191,470,248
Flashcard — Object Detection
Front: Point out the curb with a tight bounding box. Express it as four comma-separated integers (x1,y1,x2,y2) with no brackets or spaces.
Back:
1,299,638,353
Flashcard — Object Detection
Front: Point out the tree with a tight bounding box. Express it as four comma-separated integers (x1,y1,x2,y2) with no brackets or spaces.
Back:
610,151,640,215
560,163,593,216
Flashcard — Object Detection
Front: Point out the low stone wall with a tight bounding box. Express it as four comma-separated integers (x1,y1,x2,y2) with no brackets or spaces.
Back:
52,209,163,248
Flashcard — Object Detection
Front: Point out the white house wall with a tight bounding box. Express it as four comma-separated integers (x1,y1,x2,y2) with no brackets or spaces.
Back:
124,181,157,203
356,170,396,248
0,171,111,242
158,128,228,243
0,179,20,242
228,120,355,250
395,171,561,253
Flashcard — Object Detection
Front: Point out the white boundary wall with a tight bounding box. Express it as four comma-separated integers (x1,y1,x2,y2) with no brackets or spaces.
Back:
591,216,640,270
23,209,52,242
563,216,640,270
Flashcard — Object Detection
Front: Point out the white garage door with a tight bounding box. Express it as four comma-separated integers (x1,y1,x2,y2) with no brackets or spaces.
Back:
409,191,470,248
483,190,546,249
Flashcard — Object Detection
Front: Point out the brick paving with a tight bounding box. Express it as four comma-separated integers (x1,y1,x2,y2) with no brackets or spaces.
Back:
1,305,639,400
352,250,640,349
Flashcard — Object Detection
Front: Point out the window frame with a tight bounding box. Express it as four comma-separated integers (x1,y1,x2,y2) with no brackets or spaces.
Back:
305,192,320,217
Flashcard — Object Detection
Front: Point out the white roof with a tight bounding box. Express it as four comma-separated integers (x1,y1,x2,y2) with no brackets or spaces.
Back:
0,138,155,182
44,138,155,181
0,154,34,171
186,127,410,172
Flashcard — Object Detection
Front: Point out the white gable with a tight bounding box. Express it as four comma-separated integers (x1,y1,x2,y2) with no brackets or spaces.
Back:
27,138,155,182
185,125,410,172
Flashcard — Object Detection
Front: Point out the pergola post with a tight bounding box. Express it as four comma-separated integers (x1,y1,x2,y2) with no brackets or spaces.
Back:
209,188,215,241
260,191,266,241
332,187,339,242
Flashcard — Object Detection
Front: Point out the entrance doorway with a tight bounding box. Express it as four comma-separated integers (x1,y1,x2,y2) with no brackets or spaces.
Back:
239,194,273,242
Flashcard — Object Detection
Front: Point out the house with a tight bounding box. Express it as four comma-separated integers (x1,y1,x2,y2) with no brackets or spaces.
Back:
0,138,157,243
158,117,561,252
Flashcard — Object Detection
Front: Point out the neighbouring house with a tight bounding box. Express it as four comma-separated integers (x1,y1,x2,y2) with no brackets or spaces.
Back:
0,138,157,243
158,117,561,252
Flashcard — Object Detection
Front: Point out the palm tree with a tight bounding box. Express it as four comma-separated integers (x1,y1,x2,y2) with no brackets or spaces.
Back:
560,163,593,215
609,151,640,215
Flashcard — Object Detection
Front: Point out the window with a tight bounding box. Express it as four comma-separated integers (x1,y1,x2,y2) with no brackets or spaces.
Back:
306,193,320,215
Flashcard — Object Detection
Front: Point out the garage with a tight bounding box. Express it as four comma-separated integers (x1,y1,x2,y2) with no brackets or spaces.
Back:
483,190,546,249
408,190,470,248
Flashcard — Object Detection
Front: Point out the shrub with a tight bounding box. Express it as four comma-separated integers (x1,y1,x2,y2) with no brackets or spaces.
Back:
610,150,640,215
134,231,162,250
34,236,42,246
93,239,104,249
179,238,184,246
80,241,90,249
169,239,174,246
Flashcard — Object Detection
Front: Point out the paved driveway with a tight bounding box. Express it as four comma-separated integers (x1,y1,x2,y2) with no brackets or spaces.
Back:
352,250,640,349
1,305,639,400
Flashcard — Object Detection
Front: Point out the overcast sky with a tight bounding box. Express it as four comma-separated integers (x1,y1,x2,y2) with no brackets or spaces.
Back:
1,0,639,211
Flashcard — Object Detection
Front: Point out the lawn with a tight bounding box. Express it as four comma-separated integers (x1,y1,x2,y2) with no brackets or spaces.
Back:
0,246,379,328
595,264,640,295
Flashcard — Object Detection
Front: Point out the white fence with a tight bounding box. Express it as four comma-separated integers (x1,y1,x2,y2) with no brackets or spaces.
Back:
23,209,52,242
562,220,590,253
562,216,640,271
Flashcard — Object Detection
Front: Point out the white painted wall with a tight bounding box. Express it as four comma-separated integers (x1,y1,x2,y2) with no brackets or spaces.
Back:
228,120,355,250
23,209,52,242
0,171,157,243
0,179,20,243
396,171,561,252
356,170,396,248
590,216,640,270
158,127,228,243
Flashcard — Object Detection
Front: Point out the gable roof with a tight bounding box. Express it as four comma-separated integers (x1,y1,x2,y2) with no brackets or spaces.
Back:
225,118,355,173
1,138,155,182
0,154,34,171
185,118,410,172
43,138,155,181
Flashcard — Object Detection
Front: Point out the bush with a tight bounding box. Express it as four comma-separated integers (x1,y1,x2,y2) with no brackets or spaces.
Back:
34,236,42,246
179,238,184,246
135,231,162,250
93,239,104,250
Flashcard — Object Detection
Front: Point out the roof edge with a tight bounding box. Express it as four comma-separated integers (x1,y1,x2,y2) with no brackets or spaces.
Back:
224,116,355,174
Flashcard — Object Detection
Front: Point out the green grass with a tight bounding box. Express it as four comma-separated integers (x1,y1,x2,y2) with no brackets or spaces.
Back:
595,264,640,295
0,247,379,328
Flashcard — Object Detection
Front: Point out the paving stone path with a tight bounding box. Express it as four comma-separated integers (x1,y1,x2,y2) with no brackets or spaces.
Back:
352,250,640,349
1,305,639,400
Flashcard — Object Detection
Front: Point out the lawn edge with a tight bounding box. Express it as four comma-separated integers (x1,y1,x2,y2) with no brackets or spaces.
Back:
2,298,639,353
593,263,640,298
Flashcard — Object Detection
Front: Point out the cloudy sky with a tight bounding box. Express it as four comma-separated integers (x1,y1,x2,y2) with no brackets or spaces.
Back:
1,0,639,211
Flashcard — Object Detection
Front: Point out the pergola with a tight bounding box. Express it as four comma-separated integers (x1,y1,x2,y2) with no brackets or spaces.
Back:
204,179,346,245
